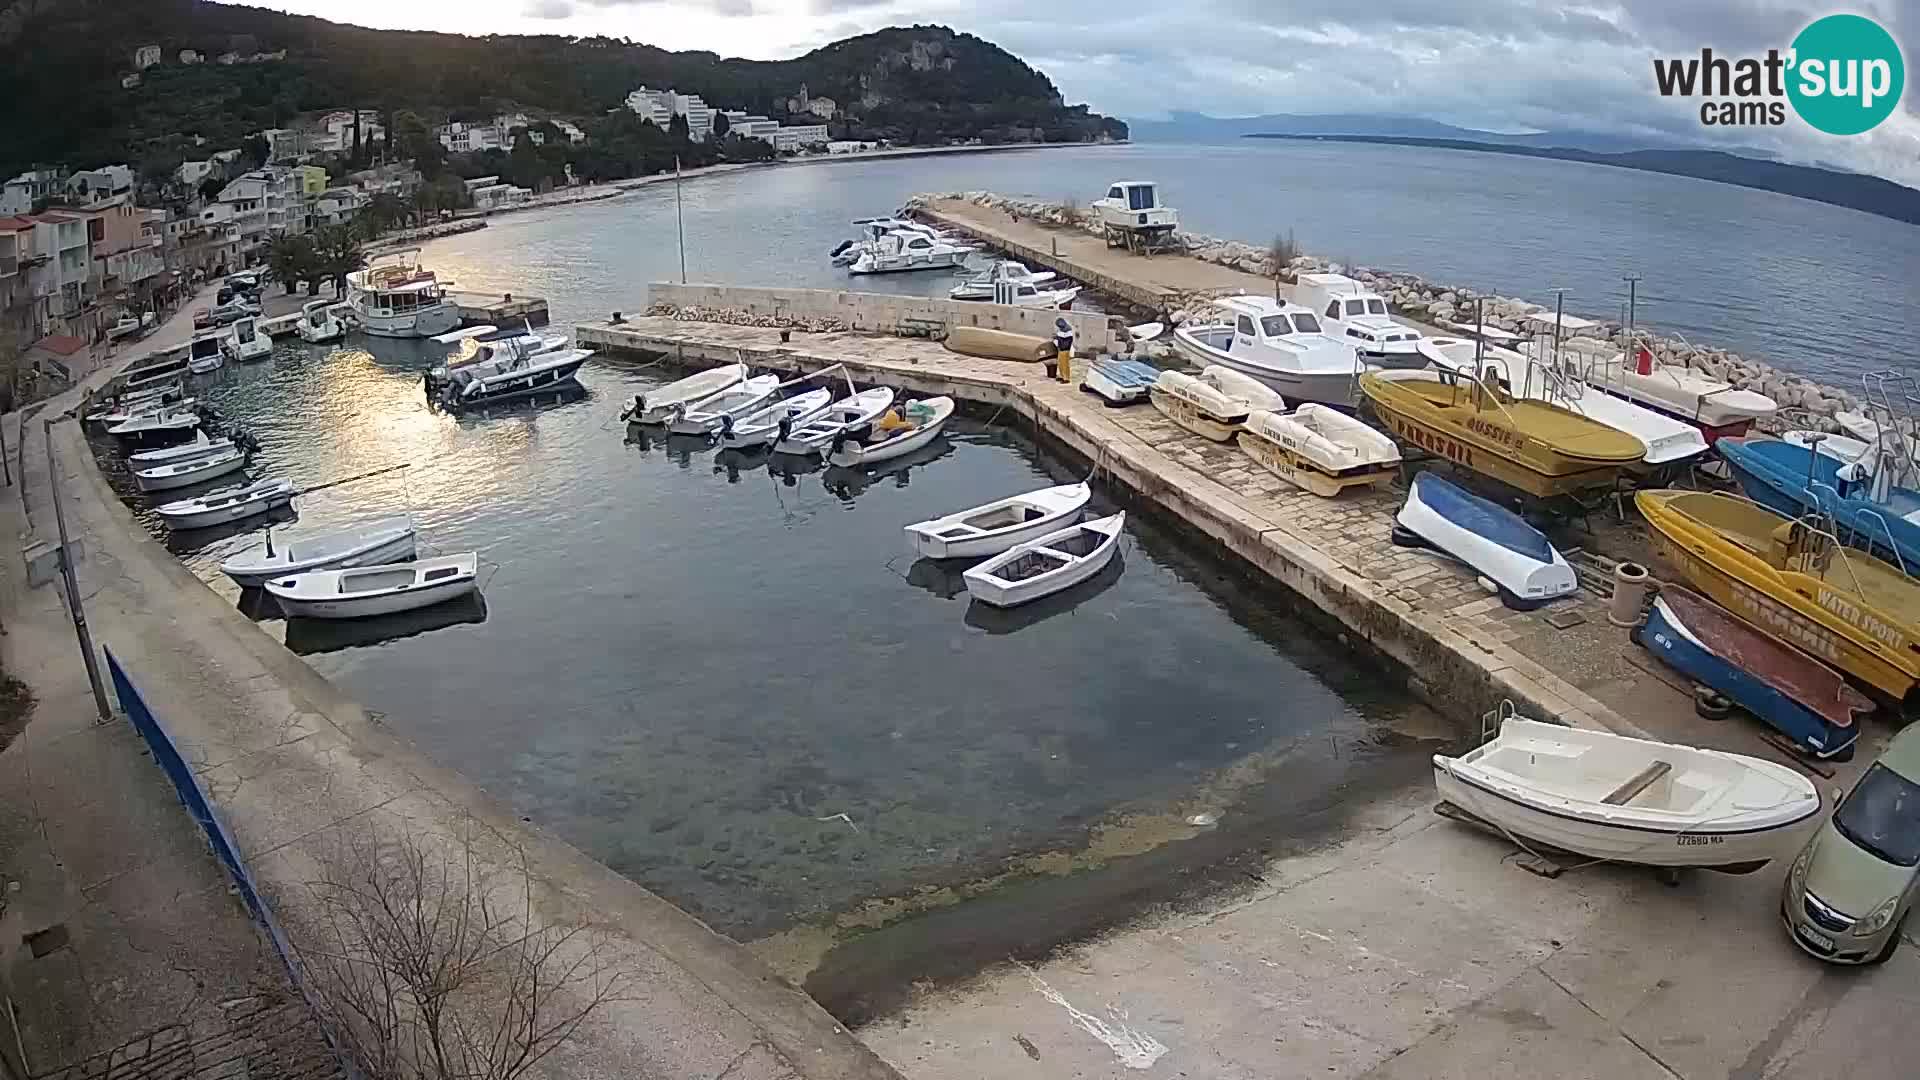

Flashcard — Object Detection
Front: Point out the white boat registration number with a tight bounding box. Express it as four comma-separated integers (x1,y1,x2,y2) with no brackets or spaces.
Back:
1676,834,1724,846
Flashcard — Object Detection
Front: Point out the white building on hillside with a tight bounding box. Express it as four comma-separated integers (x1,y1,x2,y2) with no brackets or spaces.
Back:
259,128,308,163
626,86,718,141
67,165,135,201
313,110,386,154
437,122,505,154
175,160,220,189
201,167,306,255
772,124,830,152
133,44,161,70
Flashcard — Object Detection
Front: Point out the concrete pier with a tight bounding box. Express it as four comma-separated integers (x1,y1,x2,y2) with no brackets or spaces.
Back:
451,290,549,328
578,311,1637,739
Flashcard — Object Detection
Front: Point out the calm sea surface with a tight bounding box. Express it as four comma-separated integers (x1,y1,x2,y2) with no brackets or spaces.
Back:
128,141,1912,935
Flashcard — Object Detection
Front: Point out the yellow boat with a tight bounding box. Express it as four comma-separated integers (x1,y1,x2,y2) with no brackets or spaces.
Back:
1637,489,1920,703
1358,370,1643,498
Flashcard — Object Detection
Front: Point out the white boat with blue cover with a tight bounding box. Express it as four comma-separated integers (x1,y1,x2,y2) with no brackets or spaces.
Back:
1392,471,1576,609
905,481,1092,560
220,516,419,588
1080,357,1160,405
718,388,835,449
963,512,1126,608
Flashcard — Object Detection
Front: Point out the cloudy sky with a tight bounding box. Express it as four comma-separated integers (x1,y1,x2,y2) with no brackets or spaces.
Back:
258,0,1917,184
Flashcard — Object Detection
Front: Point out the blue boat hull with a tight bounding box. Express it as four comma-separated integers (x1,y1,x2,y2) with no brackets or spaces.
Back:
1640,599,1857,760
1717,438,1920,572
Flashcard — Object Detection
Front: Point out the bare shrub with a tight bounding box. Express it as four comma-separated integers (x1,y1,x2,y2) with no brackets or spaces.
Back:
296,827,624,1080
1059,196,1083,227
1268,230,1300,282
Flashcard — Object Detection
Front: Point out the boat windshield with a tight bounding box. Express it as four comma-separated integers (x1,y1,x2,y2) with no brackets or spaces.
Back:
1833,763,1920,867
1367,299,1387,315
1293,312,1323,333
1260,316,1293,337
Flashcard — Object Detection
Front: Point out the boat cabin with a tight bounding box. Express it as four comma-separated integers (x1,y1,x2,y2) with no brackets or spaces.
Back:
231,317,259,346
1093,181,1179,231
362,278,446,319
1294,273,1422,356
188,330,224,364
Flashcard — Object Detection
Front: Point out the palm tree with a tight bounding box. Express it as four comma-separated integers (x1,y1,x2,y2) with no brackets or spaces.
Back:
310,225,367,297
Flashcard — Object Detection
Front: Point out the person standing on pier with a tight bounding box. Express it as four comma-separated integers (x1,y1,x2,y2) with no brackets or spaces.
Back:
1053,318,1075,383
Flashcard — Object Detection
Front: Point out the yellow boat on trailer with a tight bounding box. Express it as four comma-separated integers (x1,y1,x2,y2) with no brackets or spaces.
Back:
1637,489,1920,704
1358,370,1643,499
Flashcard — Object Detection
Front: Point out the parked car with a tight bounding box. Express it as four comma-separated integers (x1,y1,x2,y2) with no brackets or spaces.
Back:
1782,725,1920,964
208,301,255,325
192,308,213,330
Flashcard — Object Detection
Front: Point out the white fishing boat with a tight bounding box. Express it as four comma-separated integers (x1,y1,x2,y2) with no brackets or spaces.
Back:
773,387,896,455
717,388,835,449
220,516,419,588
947,260,1059,300
1393,471,1576,609
1239,405,1401,497
1582,346,1778,439
1433,717,1822,873
128,432,235,468
436,341,592,410
1150,370,1251,441
1080,357,1160,406
428,324,570,383
826,397,955,467
295,299,348,344
264,552,479,620
905,481,1092,560
92,396,198,427
132,446,246,493
622,364,748,425
124,358,189,392
830,218,965,265
186,329,226,374
154,478,295,530
1171,296,1362,408
1782,429,1874,468
1294,273,1425,364
1415,336,1524,385
668,375,781,436
223,316,272,363
963,512,1126,608
847,230,972,275
108,407,201,446
344,249,460,339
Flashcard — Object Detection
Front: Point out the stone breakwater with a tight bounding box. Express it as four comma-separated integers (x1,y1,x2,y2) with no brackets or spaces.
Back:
644,303,852,333
366,219,488,250
910,191,1871,431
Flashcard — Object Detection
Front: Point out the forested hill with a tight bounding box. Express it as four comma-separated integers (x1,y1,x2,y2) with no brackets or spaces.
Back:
0,0,1126,177
1244,133,1920,226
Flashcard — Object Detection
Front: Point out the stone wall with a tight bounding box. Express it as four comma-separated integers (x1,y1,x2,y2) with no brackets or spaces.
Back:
910,191,1874,432
644,282,1124,349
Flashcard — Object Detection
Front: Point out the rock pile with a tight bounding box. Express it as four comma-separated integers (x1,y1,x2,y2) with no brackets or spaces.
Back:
909,191,1868,431
645,304,850,333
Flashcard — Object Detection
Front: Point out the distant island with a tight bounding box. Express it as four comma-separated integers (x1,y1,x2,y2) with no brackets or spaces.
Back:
1244,133,1920,226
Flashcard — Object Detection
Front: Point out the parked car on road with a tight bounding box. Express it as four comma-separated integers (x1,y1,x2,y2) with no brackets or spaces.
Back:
1782,725,1920,964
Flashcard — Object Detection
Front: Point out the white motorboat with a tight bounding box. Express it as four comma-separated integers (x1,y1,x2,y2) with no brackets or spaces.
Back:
905,481,1091,560
717,388,835,450
1150,369,1251,441
1239,405,1401,497
1834,410,1919,460
970,280,1080,309
847,230,972,275
344,249,460,339
1393,471,1576,609
1172,296,1363,408
1782,429,1875,468
963,512,1126,608
223,316,272,363
187,328,226,374
132,446,246,493
436,340,592,410
1092,181,1178,244
947,260,1058,300
668,375,782,436
1433,717,1821,873
264,552,479,620
120,378,183,404
773,387,896,455
128,432,235,468
826,396,955,467
622,364,748,425
831,218,964,265
1582,346,1777,438
154,478,295,530
1080,358,1160,406
125,361,189,392
220,516,418,588
428,324,570,383
108,407,201,446
295,299,348,344
92,396,198,426
1294,273,1425,365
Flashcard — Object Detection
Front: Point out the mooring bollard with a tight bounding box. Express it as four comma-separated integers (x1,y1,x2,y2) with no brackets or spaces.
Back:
1609,562,1651,627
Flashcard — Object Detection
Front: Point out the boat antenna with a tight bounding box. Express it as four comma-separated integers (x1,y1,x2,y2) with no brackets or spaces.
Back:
264,524,274,558
674,155,687,285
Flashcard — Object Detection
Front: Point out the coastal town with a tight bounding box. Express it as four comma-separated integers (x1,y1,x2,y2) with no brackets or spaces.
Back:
3,6,1919,1080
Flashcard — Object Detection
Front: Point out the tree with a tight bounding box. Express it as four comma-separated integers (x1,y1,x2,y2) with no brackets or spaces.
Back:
310,223,365,295
393,111,446,179
361,191,407,236
242,133,270,168
715,133,773,164
667,112,690,141
711,111,730,138
350,107,363,166
1267,230,1299,296
199,176,227,203
266,234,319,294
294,826,625,1080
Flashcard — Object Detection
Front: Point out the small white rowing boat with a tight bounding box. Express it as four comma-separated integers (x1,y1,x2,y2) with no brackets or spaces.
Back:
1150,369,1250,441
773,387,896,455
92,396,198,426
220,516,419,588
1434,717,1821,873
133,446,246,492
154,478,295,530
623,364,748,425
264,552,480,620
668,374,781,436
108,409,201,444
826,397,955,467
718,388,835,449
1239,405,1401,497
128,432,235,467
905,481,1091,560
963,512,1125,608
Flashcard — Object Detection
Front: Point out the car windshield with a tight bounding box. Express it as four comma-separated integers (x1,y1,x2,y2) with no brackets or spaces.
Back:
1833,763,1920,867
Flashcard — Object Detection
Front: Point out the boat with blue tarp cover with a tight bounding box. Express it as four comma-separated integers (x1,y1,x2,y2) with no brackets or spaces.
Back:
1392,471,1576,609
1080,357,1160,405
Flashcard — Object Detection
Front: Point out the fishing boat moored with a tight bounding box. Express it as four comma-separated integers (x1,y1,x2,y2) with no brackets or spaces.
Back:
668,375,781,436
1434,717,1821,873
717,388,834,450
220,516,420,588
622,364,748,425
963,512,1126,608
773,388,896,455
132,446,246,493
826,396,955,467
905,482,1092,560
154,478,296,531
265,552,480,620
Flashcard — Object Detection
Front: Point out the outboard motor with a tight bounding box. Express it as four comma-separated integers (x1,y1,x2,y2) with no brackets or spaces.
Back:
775,415,794,445
830,239,854,258
718,413,735,440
